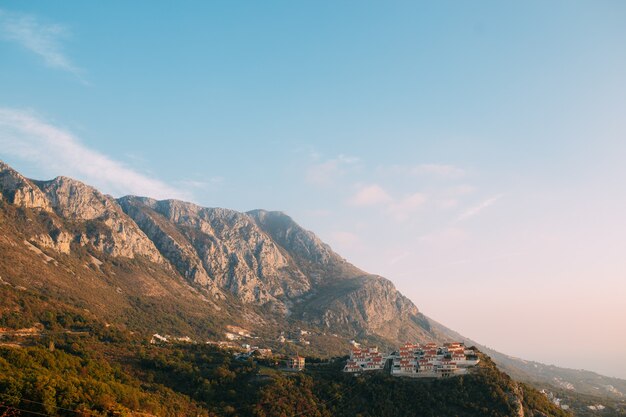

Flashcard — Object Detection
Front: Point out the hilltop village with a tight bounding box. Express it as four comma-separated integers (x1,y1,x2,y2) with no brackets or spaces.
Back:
344,342,480,378
147,326,478,379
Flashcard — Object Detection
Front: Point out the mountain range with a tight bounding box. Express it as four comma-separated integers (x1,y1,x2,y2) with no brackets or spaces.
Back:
0,159,624,406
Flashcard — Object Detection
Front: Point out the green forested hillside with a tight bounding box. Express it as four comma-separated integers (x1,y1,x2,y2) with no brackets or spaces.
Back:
0,309,570,417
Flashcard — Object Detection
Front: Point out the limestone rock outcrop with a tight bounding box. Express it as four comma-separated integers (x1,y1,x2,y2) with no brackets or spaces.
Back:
0,159,434,344
119,197,311,306
0,161,52,211
34,177,164,262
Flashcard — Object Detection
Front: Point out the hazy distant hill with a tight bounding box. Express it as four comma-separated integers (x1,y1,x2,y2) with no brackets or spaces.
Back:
0,159,624,412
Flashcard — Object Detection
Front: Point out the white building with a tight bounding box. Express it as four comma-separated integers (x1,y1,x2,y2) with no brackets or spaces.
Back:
390,342,478,378
343,346,386,373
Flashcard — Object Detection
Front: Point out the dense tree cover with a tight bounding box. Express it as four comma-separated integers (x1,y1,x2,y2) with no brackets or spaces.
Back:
0,333,571,417
138,344,260,414
0,281,569,417
0,345,209,417
308,358,571,417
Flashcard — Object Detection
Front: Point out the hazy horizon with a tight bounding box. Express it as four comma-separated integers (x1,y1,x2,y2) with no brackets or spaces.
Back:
1,1,625,379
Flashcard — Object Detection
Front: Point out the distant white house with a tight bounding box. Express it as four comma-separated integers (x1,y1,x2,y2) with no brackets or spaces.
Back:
150,334,168,344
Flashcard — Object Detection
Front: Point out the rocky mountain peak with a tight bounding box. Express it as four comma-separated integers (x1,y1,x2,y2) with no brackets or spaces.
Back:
0,161,436,346
0,160,52,211
34,175,120,220
248,209,336,266
118,197,311,306
18,175,164,262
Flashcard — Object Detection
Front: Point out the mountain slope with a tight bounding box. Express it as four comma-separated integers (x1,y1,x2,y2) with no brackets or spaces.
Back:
247,209,436,341
0,159,624,410
0,327,570,417
0,160,437,347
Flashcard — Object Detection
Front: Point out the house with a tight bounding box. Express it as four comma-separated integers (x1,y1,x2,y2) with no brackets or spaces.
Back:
349,340,361,348
344,346,385,373
288,356,305,371
436,359,458,377
150,334,168,344
344,360,362,373
388,341,479,378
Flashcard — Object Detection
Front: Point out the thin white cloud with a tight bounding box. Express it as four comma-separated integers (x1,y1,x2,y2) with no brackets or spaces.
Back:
456,194,504,222
177,177,224,190
0,8,83,80
306,159,342,186
389,250,411,265
447,185,475,195
336,154,360,164
411,163,465,178
0,107,187,200
306,154,360,186
381,163,466,179
437,198,458,209
387,192,427,221
348,184,392,206
434,185,475,210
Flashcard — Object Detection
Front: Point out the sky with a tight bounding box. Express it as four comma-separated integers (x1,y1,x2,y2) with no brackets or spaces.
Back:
1,1,625,379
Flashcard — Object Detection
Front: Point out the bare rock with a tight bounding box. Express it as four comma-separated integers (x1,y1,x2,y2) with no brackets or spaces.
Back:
33,176,164,263
31,231,72,254
0,161,52,211
119,197,310,305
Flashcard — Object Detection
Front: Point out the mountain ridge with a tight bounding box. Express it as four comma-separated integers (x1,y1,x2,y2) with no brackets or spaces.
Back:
0,159,624,406
0,159,436,344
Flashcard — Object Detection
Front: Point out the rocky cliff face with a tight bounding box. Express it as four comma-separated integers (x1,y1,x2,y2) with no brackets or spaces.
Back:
34,177,164,262
2,160,619,403
246,210,439,340
0,159,437,345
247,210,366,283
248,210,337,268
119,197,314,308
0,161,52,211
117,198,432,338
0,162,164,262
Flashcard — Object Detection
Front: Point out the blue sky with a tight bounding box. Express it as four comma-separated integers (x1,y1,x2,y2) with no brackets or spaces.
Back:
1,1,626,378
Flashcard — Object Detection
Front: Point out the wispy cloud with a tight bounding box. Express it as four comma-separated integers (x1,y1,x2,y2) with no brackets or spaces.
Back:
0,8,83,80
456,194,504,222
411,163,465,178
387,192,427,221
0,107,186,200
381,163,466,179
448,185,475,195
306,154,360,186
347,184,428,221
177,177,224,191
348,184,392,206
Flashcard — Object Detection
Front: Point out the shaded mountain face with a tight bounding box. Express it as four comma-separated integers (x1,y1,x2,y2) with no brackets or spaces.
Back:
117,196,312,305
0,160,437,345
